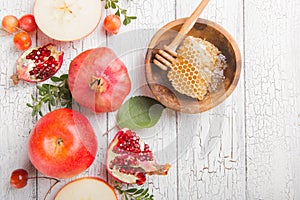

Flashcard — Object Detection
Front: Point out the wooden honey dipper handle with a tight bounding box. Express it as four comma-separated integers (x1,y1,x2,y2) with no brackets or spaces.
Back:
167,0,210,50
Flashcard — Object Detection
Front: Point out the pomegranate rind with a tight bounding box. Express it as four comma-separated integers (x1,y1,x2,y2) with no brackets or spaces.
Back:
106,129,171,185
68,47,131,113
11,44,64,85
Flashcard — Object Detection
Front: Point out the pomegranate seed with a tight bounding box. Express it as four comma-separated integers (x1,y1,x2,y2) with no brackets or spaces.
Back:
136,173,146,185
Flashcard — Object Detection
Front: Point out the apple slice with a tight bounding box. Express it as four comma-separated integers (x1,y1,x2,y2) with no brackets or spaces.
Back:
55,177,117,200
34,0,102,41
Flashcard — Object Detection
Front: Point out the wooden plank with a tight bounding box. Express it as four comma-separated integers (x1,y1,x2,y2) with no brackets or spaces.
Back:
297,6,300,196
106,1,177,199
245,0,300,199
36,6,109,200
0,1,37,199
176,0,245,199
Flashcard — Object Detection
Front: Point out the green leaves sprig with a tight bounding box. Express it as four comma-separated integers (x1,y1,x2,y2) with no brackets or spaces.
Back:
27,74,72,117
102,0,137,25
115,185,154,200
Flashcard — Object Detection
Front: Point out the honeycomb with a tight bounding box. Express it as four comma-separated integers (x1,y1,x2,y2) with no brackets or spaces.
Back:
167,36,226,100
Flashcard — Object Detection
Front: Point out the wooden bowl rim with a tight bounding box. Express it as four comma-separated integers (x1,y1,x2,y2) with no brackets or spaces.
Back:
145,18,242,113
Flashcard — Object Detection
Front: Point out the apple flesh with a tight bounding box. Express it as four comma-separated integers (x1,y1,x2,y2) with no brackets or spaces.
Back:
28,108,98,178
55,177,117,200
34,0,102,41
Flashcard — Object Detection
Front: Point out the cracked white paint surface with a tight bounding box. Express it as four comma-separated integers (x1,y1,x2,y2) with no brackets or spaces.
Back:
0,0,299,199
245,0,300,199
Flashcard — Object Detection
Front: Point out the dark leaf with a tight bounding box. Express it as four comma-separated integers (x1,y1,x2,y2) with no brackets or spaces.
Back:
60,74,68,80
50,76,61,82
125,188,138,193
37,85,47,92
133,189,144,195
138,188,149,197
111,2,116,9
123,18,131,25
26,103,33,108
128,16,137,20
48,101,52,111
115,9,121,16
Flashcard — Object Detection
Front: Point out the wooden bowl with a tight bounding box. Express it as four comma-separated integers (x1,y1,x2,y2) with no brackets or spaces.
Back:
145,18,242,114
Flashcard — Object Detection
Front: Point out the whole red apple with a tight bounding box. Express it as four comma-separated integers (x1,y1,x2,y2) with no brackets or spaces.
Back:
28,108,98,178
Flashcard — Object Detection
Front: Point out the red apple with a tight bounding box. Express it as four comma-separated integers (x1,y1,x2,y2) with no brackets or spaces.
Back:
55,177,117,200
28,108,98,178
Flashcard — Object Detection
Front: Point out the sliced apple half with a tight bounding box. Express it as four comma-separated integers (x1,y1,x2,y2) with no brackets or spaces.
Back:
34,0,102,41
54,177,117,200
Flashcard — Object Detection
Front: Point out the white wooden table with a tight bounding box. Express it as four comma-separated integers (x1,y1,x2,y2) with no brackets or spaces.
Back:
1,0,300,199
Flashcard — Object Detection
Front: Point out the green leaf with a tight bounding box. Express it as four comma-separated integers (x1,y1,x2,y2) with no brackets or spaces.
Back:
31,94,36,101
111,1,117,9
128,16,137,20
50,76,61,82
48,101,52,111
117,96,165,130
123,18,131,26
50,96,56,106
105,1,110,9
115,9,121,16
115,185,154,200
37,85,47,92
26,103,33,108
125,188,138,193
60,74,68,80
133,189,144,195
32,108,37,117
138,188,149,197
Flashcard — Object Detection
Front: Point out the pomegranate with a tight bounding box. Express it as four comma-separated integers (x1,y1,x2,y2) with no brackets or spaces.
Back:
11,44,64,85
106,129,171,185
68,47,131,113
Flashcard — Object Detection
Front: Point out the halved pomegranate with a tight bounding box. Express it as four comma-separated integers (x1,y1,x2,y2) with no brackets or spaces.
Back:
107,129,171,185
11,44,64,85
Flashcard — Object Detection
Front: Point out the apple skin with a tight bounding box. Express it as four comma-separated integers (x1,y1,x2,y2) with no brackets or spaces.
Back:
28,108,98,178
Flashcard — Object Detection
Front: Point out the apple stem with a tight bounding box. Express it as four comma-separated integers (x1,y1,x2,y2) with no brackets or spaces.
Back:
43,179,60,200
16,27,25,32
0,28,11,36
27,176,60,200
28,176,60,182
102,125,117,136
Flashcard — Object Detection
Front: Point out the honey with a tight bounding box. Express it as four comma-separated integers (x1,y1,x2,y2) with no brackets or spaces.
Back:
167,36,227,100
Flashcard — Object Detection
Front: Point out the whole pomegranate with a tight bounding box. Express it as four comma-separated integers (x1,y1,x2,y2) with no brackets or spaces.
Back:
28,108,98,179
68,47,131,113
107,129,171,185
11,43,64,85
